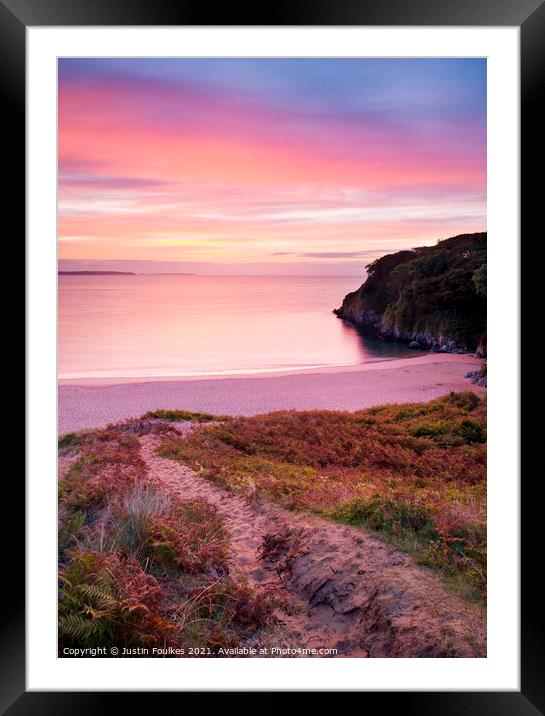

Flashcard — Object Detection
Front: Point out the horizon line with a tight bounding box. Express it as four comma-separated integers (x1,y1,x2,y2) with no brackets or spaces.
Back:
58,272,365,277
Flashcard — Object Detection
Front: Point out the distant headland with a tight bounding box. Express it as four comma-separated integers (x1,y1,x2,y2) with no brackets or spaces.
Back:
58,271,195,276
59,271,136,276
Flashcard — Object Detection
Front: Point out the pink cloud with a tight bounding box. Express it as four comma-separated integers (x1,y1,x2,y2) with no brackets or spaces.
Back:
58,70,486,267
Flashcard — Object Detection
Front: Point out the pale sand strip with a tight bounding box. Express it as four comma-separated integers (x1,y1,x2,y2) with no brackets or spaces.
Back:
58,353,484,434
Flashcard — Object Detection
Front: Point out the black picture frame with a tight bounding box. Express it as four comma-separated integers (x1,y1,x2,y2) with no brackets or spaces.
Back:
5,0,541,710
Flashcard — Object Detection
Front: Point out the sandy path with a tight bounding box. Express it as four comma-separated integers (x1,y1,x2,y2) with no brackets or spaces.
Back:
59,354,483,434
140,431,486,658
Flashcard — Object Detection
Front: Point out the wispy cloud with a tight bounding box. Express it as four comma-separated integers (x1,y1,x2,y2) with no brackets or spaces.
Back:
273,249,394,259
60,172,171,189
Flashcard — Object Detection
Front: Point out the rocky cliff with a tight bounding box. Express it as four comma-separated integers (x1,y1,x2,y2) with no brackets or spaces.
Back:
334,233,487,355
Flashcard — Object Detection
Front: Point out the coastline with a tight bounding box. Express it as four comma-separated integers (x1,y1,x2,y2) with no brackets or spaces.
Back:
58,353,485,434
58,351,434,386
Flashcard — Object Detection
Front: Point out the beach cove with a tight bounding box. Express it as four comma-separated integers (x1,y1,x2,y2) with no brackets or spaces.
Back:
58,352,484,433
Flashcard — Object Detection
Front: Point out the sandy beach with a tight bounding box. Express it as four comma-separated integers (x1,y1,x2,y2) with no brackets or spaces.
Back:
58,353,484,434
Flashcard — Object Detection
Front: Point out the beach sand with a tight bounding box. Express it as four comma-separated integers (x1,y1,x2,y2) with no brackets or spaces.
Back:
58,353,484,434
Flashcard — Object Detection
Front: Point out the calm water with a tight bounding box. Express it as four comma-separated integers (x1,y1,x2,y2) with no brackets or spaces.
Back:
58,275,417,380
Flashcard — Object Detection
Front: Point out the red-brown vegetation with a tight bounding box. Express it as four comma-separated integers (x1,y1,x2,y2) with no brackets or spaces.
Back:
157,392,486,601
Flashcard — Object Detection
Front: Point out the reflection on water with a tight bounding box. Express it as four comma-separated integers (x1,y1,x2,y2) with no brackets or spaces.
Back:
339,321,426,360
59,275,420,380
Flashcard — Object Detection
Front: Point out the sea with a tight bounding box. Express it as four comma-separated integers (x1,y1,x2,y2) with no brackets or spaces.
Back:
58,274,416,381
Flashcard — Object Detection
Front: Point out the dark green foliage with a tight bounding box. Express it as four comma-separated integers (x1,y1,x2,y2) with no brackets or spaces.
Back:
58,432,84,451
142,409,226,422
457,419,485,444
472,263,487,297
330,495,439,542
58,510,86,554
447,391,481,411
340,233,487,350
342,249,415,314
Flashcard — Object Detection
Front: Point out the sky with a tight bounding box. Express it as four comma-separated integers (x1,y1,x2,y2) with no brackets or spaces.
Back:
58,58,486,275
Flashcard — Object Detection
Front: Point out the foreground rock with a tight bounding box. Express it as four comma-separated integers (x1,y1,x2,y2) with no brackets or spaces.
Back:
465,366,487,387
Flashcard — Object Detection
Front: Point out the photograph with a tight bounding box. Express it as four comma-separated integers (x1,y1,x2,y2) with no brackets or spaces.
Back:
56,57,488,659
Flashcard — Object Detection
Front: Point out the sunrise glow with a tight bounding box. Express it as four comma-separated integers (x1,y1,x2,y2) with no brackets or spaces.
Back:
58,58,486,274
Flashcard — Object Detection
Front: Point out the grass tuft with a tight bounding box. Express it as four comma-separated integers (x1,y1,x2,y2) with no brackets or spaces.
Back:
58,432,85,452
141,409,228,423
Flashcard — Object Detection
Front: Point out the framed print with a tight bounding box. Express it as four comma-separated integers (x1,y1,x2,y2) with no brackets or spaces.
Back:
5,0,541,709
